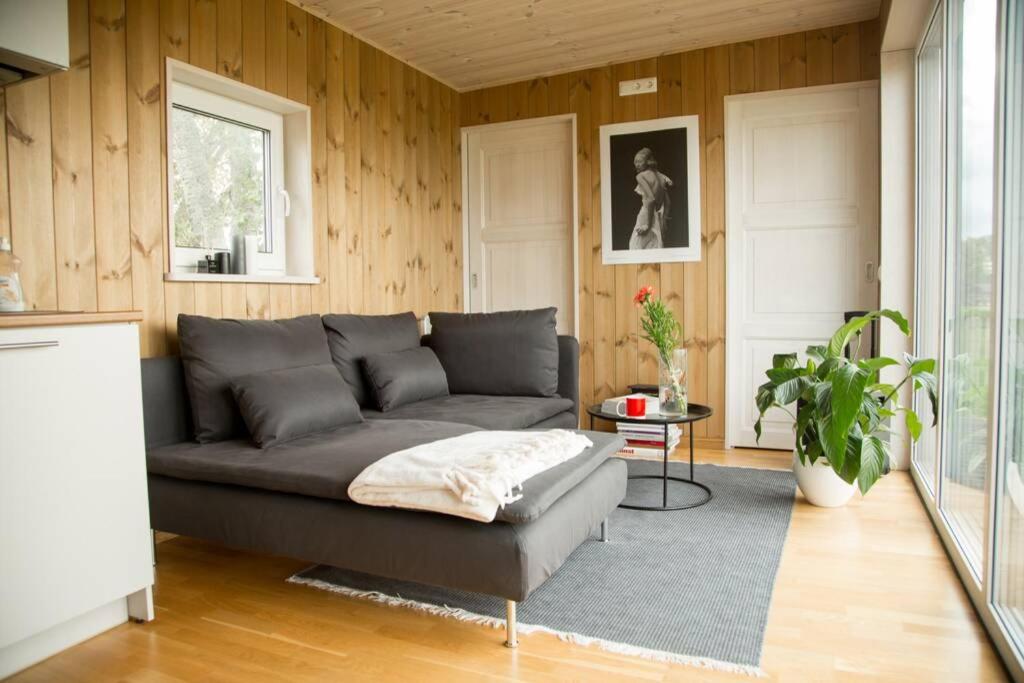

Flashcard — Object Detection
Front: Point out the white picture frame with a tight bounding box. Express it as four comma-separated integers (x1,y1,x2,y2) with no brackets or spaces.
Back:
599,115,702,264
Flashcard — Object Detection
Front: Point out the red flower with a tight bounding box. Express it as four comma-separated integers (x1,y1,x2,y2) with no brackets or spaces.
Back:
634,285,655,306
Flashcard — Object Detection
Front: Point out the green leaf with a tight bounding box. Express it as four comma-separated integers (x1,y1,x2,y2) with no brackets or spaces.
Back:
813,386,847,471
754,418,763,443
860,393,883,432
775,376,811,405
914,371,939,426
805,345,828,363
755,382,776,414
837,427,864,484
816,365,869,471
827,310,910,357
859,357,899,372
773,353,798,370
858,435,888,494
815,357,841,380
831,364,871,440
867,382,897,395
904,409,923,441
766,367,801,383
910,358,937,375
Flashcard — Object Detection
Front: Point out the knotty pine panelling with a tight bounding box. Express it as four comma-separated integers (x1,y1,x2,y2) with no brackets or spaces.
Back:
461,19,880,445
0,0,462,357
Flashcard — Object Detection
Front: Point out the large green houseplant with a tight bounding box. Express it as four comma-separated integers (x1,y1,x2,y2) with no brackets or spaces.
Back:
754,310,938,501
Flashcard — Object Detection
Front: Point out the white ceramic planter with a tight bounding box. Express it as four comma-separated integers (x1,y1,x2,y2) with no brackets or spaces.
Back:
792,450,857,507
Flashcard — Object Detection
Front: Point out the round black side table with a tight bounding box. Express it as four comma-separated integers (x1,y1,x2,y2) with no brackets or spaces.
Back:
587,403,714,511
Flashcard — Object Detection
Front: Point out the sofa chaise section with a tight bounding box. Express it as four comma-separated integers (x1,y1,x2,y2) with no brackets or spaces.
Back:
140,330,624,647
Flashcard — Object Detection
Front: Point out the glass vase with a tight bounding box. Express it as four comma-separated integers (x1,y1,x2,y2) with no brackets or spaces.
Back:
658,348,688,416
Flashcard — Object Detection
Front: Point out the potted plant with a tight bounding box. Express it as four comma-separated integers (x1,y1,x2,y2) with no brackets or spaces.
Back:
634,286,686,415
754,310,938,506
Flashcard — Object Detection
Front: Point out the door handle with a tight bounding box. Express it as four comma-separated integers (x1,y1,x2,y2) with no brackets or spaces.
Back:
471,273,479,289
865,261,877,284
0,340,59,351
278,187,291,217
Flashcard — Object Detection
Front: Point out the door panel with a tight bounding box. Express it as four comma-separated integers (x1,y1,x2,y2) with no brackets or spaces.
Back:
466,119,574,334
726,83,879,449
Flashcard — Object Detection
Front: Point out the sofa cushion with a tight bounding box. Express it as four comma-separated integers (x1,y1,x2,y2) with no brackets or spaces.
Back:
146,419,624,524
362,346,449,412
361,394,574,430
231,364,363,448
322,312,421,407
427,308,559,397
178,314,332,443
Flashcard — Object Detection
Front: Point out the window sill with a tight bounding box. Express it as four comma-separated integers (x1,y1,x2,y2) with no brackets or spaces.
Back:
163,273,321,285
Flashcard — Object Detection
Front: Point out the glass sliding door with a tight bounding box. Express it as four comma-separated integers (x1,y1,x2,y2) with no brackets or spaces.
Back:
993,0,1024,653
914,4,946,495
938,0,998,573
913,0,1024,673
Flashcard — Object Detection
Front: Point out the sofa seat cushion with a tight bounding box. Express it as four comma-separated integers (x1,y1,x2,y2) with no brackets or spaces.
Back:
361,394,575,430
146,420,623,524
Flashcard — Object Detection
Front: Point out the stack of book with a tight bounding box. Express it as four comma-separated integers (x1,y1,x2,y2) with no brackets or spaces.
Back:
616,423,681,457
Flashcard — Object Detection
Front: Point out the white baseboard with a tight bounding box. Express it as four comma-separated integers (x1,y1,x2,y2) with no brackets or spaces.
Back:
0,597,128,679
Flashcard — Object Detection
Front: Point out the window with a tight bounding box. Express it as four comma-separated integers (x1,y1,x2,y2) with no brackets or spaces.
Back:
171,83,286,275
993,0,1024,654
914,3,946,494
939,0,997,574
164,59,315,284
913,0,1024,674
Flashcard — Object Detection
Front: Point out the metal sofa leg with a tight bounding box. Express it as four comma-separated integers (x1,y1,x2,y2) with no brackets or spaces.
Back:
505,600,518,648
600,518,609,542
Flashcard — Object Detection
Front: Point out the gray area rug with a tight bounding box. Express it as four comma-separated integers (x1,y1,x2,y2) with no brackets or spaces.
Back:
289,461,796,676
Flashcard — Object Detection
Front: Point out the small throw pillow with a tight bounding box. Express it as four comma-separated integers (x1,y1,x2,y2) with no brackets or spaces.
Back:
231,364,363,448
321,312,422,407
362,346,449,411
427,308,559,397
178,314,333,443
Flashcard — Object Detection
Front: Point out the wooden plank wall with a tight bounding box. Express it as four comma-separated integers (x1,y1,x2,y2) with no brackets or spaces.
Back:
0,0,462,357
461,19,880,446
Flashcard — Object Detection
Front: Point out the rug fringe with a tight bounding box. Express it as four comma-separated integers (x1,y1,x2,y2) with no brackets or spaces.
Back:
287,573,767,678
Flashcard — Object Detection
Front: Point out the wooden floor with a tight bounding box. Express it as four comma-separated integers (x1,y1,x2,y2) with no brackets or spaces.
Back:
12,448,1009,682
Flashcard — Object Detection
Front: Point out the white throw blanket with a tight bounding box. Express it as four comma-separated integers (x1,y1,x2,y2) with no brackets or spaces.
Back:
348,430,593,522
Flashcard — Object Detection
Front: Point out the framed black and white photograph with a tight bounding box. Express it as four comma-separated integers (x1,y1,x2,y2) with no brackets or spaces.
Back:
600,115,702,265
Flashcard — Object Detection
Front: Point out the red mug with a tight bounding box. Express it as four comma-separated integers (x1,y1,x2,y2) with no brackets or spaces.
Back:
625,396,646,418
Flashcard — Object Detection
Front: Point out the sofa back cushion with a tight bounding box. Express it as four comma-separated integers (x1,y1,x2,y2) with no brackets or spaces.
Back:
231,364,363,448
322,312,421,406
427,308,559,397
362,346,449,411
178,314,333,442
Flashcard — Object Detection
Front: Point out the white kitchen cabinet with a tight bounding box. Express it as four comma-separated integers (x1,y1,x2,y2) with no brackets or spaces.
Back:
0,315,153,678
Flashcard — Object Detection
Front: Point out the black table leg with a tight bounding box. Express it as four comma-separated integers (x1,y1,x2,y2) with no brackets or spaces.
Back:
689,424,695,481
662,422,669,507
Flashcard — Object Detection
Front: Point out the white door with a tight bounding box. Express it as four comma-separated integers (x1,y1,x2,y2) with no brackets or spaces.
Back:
464,117,575,334
725,82,879,449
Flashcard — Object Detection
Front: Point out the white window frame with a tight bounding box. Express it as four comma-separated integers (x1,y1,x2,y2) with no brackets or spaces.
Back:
170,83,287,276
163,58,317,285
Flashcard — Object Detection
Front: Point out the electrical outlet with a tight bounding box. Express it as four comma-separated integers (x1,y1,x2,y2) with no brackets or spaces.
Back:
618,77,657,96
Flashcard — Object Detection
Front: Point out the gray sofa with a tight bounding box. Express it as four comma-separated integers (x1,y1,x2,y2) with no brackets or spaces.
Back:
141,312,626,647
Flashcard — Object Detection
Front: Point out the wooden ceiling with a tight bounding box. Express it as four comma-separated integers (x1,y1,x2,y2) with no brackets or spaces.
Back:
289,0,880,91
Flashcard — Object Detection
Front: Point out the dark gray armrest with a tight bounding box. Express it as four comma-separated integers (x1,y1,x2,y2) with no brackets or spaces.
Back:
557,335,580,421
140,356,193,448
